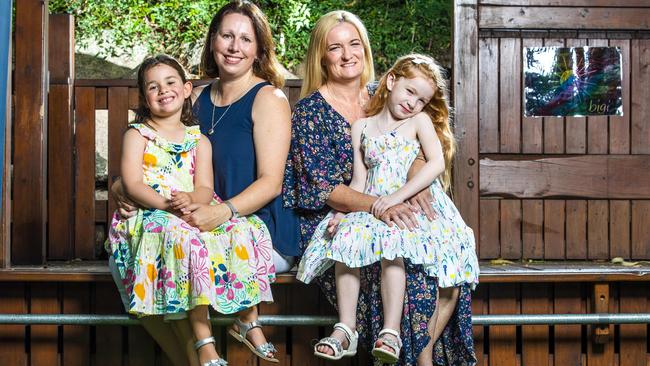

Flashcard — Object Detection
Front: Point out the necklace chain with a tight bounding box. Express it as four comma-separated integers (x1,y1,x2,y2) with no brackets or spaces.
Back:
207,79,251,135
377,113,409,135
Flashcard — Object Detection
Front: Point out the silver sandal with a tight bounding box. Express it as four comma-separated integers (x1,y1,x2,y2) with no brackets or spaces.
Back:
313,322,358,360
194,336,228,366
228,318,279,363
371,328,402,364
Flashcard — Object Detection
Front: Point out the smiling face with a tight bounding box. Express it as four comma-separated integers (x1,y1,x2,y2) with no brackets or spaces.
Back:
211,12,258,79
322,22,365,84
385,69,436,120
143,64,192,120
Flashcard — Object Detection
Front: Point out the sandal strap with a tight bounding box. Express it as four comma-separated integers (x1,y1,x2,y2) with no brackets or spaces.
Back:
315,337,343,355
256,342,277,356
234,318,262,339
333,322,355,343
378,328,403,348
194,336,216,351
203,359,228,366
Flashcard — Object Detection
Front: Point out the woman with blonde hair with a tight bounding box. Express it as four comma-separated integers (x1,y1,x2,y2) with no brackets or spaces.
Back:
284,11,476,365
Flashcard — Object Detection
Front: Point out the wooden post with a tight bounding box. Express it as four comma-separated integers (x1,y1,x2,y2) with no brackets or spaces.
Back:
12,0,49,264
0,0,12,268
453,0,479,236
48,14,75,260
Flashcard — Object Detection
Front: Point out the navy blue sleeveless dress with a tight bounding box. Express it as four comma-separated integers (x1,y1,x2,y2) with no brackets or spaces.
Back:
193,81,301,257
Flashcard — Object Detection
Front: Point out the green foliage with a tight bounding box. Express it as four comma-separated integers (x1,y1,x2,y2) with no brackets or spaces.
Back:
48,0,451,76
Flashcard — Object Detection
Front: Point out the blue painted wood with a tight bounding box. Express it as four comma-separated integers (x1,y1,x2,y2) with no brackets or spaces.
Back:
0,0,12,204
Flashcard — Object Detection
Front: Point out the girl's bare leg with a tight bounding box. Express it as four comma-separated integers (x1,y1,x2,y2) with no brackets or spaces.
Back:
188,306,220,364
316,262,361,356
416,286,460,365
375,258,406,353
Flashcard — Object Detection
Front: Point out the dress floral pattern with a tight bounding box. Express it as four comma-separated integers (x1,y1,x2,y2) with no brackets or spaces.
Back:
284,91,477,365
298,128,479,292
106,123,275,317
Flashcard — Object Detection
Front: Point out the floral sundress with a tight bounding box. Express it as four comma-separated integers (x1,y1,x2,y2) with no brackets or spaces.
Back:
106,123,275,317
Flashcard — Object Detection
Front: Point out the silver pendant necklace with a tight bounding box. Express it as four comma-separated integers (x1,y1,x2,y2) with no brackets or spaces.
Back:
207,79,251,135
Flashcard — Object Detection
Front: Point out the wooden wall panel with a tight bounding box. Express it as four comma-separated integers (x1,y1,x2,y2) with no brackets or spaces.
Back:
566,200,588,260
480,0,650,5
554,283,583,366
62,283,90,366
480,199,500,259
522,200,543,259
610,200,631,259
521,284,550,366
107,87,129,226
543,38,565,155
619,283,647,366
499,38,521,154
587,200,609,260
500,200,521,259
544,200,565,259
480,7,650,29
631,201,650,259
609,38,631,155
521,38,543,154
631,39,650,154
0,283,27,365
479,38,499,154
74,87,96,259
472,285,488,366
488,284,518,366
587,39,610,155
93,283,124,366
30,283,60,366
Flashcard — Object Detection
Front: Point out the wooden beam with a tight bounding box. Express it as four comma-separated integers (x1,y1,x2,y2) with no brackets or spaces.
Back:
480,0,650,6
0,0,12,268
480,155,650,199
479,6,650,29
12,0,48,265
453,0,480,235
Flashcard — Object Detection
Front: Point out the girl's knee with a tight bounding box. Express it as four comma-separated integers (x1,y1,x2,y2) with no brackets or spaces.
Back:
380,257,404,268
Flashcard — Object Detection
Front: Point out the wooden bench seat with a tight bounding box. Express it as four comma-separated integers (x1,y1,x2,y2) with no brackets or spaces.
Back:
2,260,649,283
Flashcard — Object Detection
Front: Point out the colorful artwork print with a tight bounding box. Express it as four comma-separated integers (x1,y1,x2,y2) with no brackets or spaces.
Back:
524,47,622,117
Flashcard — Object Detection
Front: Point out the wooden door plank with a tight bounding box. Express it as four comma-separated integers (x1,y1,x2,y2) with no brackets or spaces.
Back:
499,37,521,154
480,7,650,29
543,38,565,155
565,38,587,154
472,285,488,366
480,199,500,259
566,200,588,259
587,39,610,155
610,200,631,259
521,284,550,366
631,39,650,154
479,37,499,154
94,283,124,366
107,87,129,228
488,284,518,366
0,283,27,365
609,39,630,155
522,38,543,154
62,283,90,366
554,283,583,366
500,200,522,259
544,200,565,259
619,283,647,366
631,200,650,259
522,199,543,259
587,200,609,260
30,283,60,366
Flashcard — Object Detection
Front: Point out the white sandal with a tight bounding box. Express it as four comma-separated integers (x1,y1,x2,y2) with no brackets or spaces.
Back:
227,318,279,363
313,322,358,360
371,328,402,364
194,336,228,366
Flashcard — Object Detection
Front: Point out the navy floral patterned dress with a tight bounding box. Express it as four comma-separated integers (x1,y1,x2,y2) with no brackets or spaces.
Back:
283,90,476,365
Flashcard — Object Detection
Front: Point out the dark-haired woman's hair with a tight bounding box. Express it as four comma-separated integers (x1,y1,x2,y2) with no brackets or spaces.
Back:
199,0,284,88
135,54,196,127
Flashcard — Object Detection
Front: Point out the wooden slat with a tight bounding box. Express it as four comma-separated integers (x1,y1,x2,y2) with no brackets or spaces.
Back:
566,200,588,259
609,39,630,155
488,284,518,366
500,200,521,259
588,200,609,260
480,199,500,259
0,283,27,364
619,283,647,366
128,87,139,109
479,0,650,5
521,38,543,154
479,7,650,29
453,0,480,236
290,285,323,366
521,284,550,366
472,285,488,366
544,200,565,259
631,201,650,260
107,87,129,226
30,283,60,366
522,200,543,259
127,326,156,366
565,38,587,154
48,14,74,85
479,37,499,153
631,39,650,154
554,283,583,366
499,37,521,154
94,88,107,109
587,39,610,155
587,283,615,366
480,155,650,199
610,201,631,259
259,287,288,366
12,0,47,264
0,0,10,268
74,87,96,259
94,283,124,366
543,38,565,155
62,283,90,366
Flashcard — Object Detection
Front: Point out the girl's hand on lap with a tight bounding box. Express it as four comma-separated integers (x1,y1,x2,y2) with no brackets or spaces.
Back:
327,211,345,236
378,203,419,231
182,202,231,232
170,191,193,210
407,188,437,220
371,195,401,217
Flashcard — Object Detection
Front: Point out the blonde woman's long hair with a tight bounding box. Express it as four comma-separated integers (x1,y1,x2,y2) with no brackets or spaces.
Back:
300,10,374,98
366,54,455,192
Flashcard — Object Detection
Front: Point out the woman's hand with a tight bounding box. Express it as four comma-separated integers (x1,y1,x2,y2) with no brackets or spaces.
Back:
111,179,138,218
370,194,402,217
181,202,231,232
326,211,346,236
407,188,436,220
378,202,420,231
170,191,193,211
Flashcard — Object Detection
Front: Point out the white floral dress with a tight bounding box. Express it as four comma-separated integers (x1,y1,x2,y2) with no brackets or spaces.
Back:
298,128,479,289
106,123,276,317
